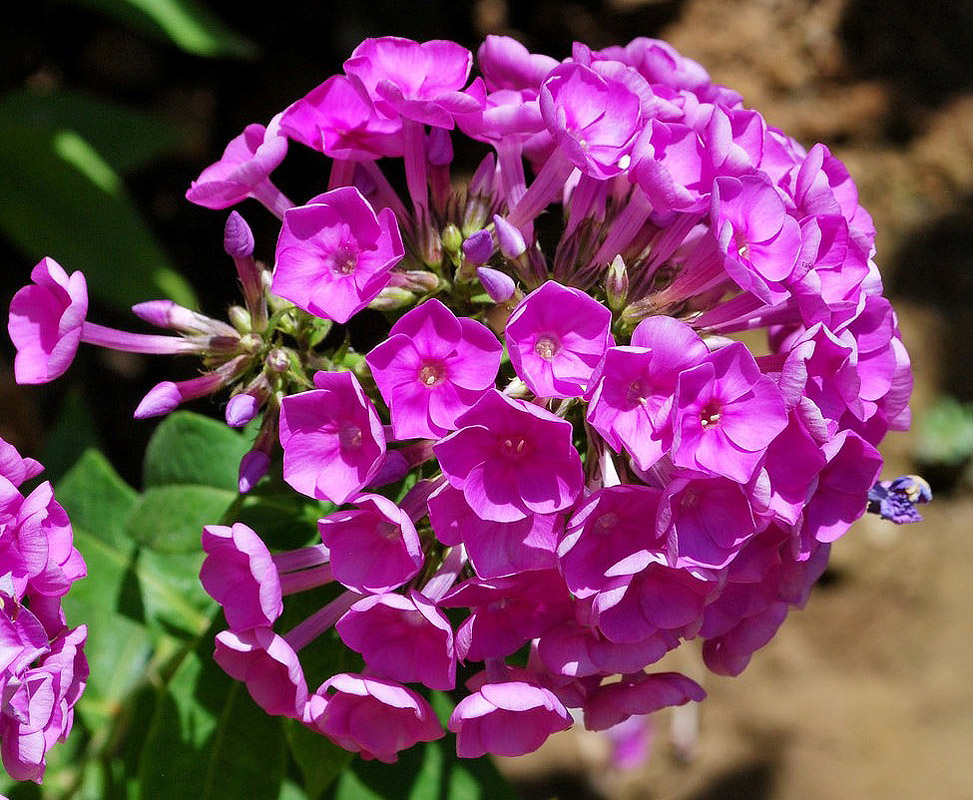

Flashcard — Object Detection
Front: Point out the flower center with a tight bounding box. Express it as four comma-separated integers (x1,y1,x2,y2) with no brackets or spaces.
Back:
328,239,359,275
626,380,646,406
418,363,445,387
534,335,559,360
733,230,750,261
700,400,723,429
681,490,699,510
500,437,528,459
338,424,363,450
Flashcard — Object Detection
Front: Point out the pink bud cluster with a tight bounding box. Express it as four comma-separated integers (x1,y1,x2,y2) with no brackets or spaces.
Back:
0,438,87,783
9,33,917,765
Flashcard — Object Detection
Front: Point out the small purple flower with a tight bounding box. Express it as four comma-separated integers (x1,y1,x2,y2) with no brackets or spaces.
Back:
185,116,288,212
448,681,573,758
273,186,404,324
799,430,883,553
505,281,614,399
278,371,386,505
477,36,559,93
434,391,584,523
867,475,932,524
8,258,88,385
317,493,423,594
366,299,501,440
441,570,574,662
303,673,443,763
335,591,455,689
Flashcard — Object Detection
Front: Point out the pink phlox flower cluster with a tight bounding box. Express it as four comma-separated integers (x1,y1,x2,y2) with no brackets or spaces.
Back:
9,29,923,766
0,438,87,784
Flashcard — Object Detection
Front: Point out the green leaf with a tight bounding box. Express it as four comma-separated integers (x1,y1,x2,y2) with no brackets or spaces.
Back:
916,395,973,466
126,484,237,552
135,548,214,637
0,87,184,173
56,449,137,547
68,0,258,59
0,118,196,312
137,635,287,800
285,720,354,800
143,411,250,491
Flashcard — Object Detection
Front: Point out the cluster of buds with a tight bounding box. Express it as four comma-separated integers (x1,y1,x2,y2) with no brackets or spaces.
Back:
0,438,87,783
8,34,926,765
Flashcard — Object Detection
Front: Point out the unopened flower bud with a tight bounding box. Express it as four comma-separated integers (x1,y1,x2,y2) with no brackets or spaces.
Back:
463,230,494,266
134,382,181,419
400,270,440,294
606,254,629,310
224,211,255,259
493,215,526,260
368,287,416,311
228,305,251,333
470,153,496,198
476,267,515,303
238,450,270,493
266,348,290,373
225,393,260,428
441,224,463,255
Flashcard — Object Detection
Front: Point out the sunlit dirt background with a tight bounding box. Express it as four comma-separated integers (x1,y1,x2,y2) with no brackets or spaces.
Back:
2,1,971,798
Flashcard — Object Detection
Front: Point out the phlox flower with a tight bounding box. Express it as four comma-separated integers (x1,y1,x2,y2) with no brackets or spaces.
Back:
505,281,613,399
185,116,288,213
343,37,480,128
7,258,88,385
427,484,560,579
335,591,455,689
317,494,423,594
213,628,307,719
657,473,759,569
448,681,573,758
583,671,705,731
671,341,788,484
539,63,642,179
303,673,443,763
587,315,709,470
273,186,404,324
280,75,403,160
712,174,802,303
278,371,386,505
200,523,283,632
366,299,501,440
434,390,584,523
558,485,667,599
